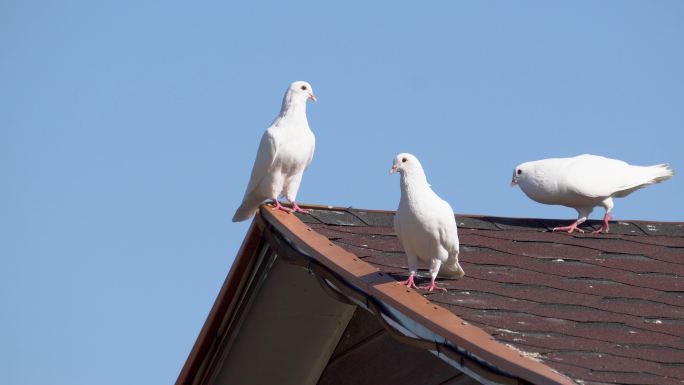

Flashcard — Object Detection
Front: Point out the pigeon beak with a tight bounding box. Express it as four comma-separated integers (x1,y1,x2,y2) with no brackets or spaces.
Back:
510,178,518,187
390,165,398,174
308,92,317,102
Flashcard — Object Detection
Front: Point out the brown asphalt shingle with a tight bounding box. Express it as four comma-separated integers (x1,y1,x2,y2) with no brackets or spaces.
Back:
295,208,684,385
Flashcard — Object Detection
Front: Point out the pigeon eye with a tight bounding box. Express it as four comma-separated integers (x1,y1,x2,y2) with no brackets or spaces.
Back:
517,169,522,175
402,157,407,163
300,85,307,91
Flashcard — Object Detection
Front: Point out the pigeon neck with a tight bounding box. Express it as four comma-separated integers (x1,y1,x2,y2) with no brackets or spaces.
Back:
279,93,308,119
400,171,430,201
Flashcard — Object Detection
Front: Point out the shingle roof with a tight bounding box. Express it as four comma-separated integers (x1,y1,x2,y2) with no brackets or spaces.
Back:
295,207,684,385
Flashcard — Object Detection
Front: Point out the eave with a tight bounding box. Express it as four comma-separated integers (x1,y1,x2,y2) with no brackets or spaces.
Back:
177,205,576,385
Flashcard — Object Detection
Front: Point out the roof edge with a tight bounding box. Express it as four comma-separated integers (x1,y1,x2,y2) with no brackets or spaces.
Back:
176,219,264,385
261,205,576,385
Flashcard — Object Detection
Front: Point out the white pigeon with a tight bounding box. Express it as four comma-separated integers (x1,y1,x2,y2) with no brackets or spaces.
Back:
232,81,317,222
511,154,674,233
391,153,465,292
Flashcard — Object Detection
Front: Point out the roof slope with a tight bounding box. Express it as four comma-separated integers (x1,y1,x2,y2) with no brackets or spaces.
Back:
296,206,684,385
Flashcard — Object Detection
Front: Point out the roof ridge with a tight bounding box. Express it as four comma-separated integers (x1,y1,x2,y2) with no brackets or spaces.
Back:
294,202,684,225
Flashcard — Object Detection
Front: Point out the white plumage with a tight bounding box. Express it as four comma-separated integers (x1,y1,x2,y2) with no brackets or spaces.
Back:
232,81,317,222
391,153,464,292
512,154,674,233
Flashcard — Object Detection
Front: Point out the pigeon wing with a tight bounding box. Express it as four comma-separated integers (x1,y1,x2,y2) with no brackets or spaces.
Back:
435,198,459,254
566,154,669,199
564,155,632,198
306,133,315,169
242,128,278,200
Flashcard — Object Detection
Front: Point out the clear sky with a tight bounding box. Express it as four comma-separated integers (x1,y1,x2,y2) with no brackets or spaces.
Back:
2,1,683,384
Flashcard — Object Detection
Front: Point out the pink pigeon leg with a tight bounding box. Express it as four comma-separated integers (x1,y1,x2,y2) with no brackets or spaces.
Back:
291,202,311,214
592,213,612,234
402,273,419,289
419,278,447,293
553,219,585,234
270,199,293,213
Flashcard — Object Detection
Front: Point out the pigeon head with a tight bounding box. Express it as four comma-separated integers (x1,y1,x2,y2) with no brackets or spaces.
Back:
510,161,534,187
288,81,317,102
390,153,422,175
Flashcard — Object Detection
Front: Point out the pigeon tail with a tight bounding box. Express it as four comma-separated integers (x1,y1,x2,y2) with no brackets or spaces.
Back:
612,163,675,198
650,163,675,184
439,252,465,278
232,195,264,222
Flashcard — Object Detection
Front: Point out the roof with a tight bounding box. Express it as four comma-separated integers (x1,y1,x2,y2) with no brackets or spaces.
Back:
298,206,684,385
177,204,684,385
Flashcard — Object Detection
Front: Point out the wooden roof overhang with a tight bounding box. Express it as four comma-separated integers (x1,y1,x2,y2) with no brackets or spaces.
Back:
177,205,575,385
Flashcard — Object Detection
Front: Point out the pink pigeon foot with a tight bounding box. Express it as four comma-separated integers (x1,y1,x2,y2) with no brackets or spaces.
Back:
592,213,612,234
419,280,447,293
270,200,293,213
291,202,311,214
402,274,418,289
553,220,585,234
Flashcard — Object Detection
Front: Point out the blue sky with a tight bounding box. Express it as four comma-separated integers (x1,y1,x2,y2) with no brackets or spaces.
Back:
2,1,683,384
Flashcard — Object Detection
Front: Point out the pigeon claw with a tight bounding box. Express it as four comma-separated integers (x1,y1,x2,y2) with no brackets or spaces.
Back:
553,223,585,234
291,202,311,214
271,200,294,213
419,282,447,292
592,222,610,234
592,214,611,234
592,226,608,234
402,274,419,289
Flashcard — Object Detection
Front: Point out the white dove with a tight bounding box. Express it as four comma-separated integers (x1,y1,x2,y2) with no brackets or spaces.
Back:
391,153,465,292
232,81,317,222
511,154,674,234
